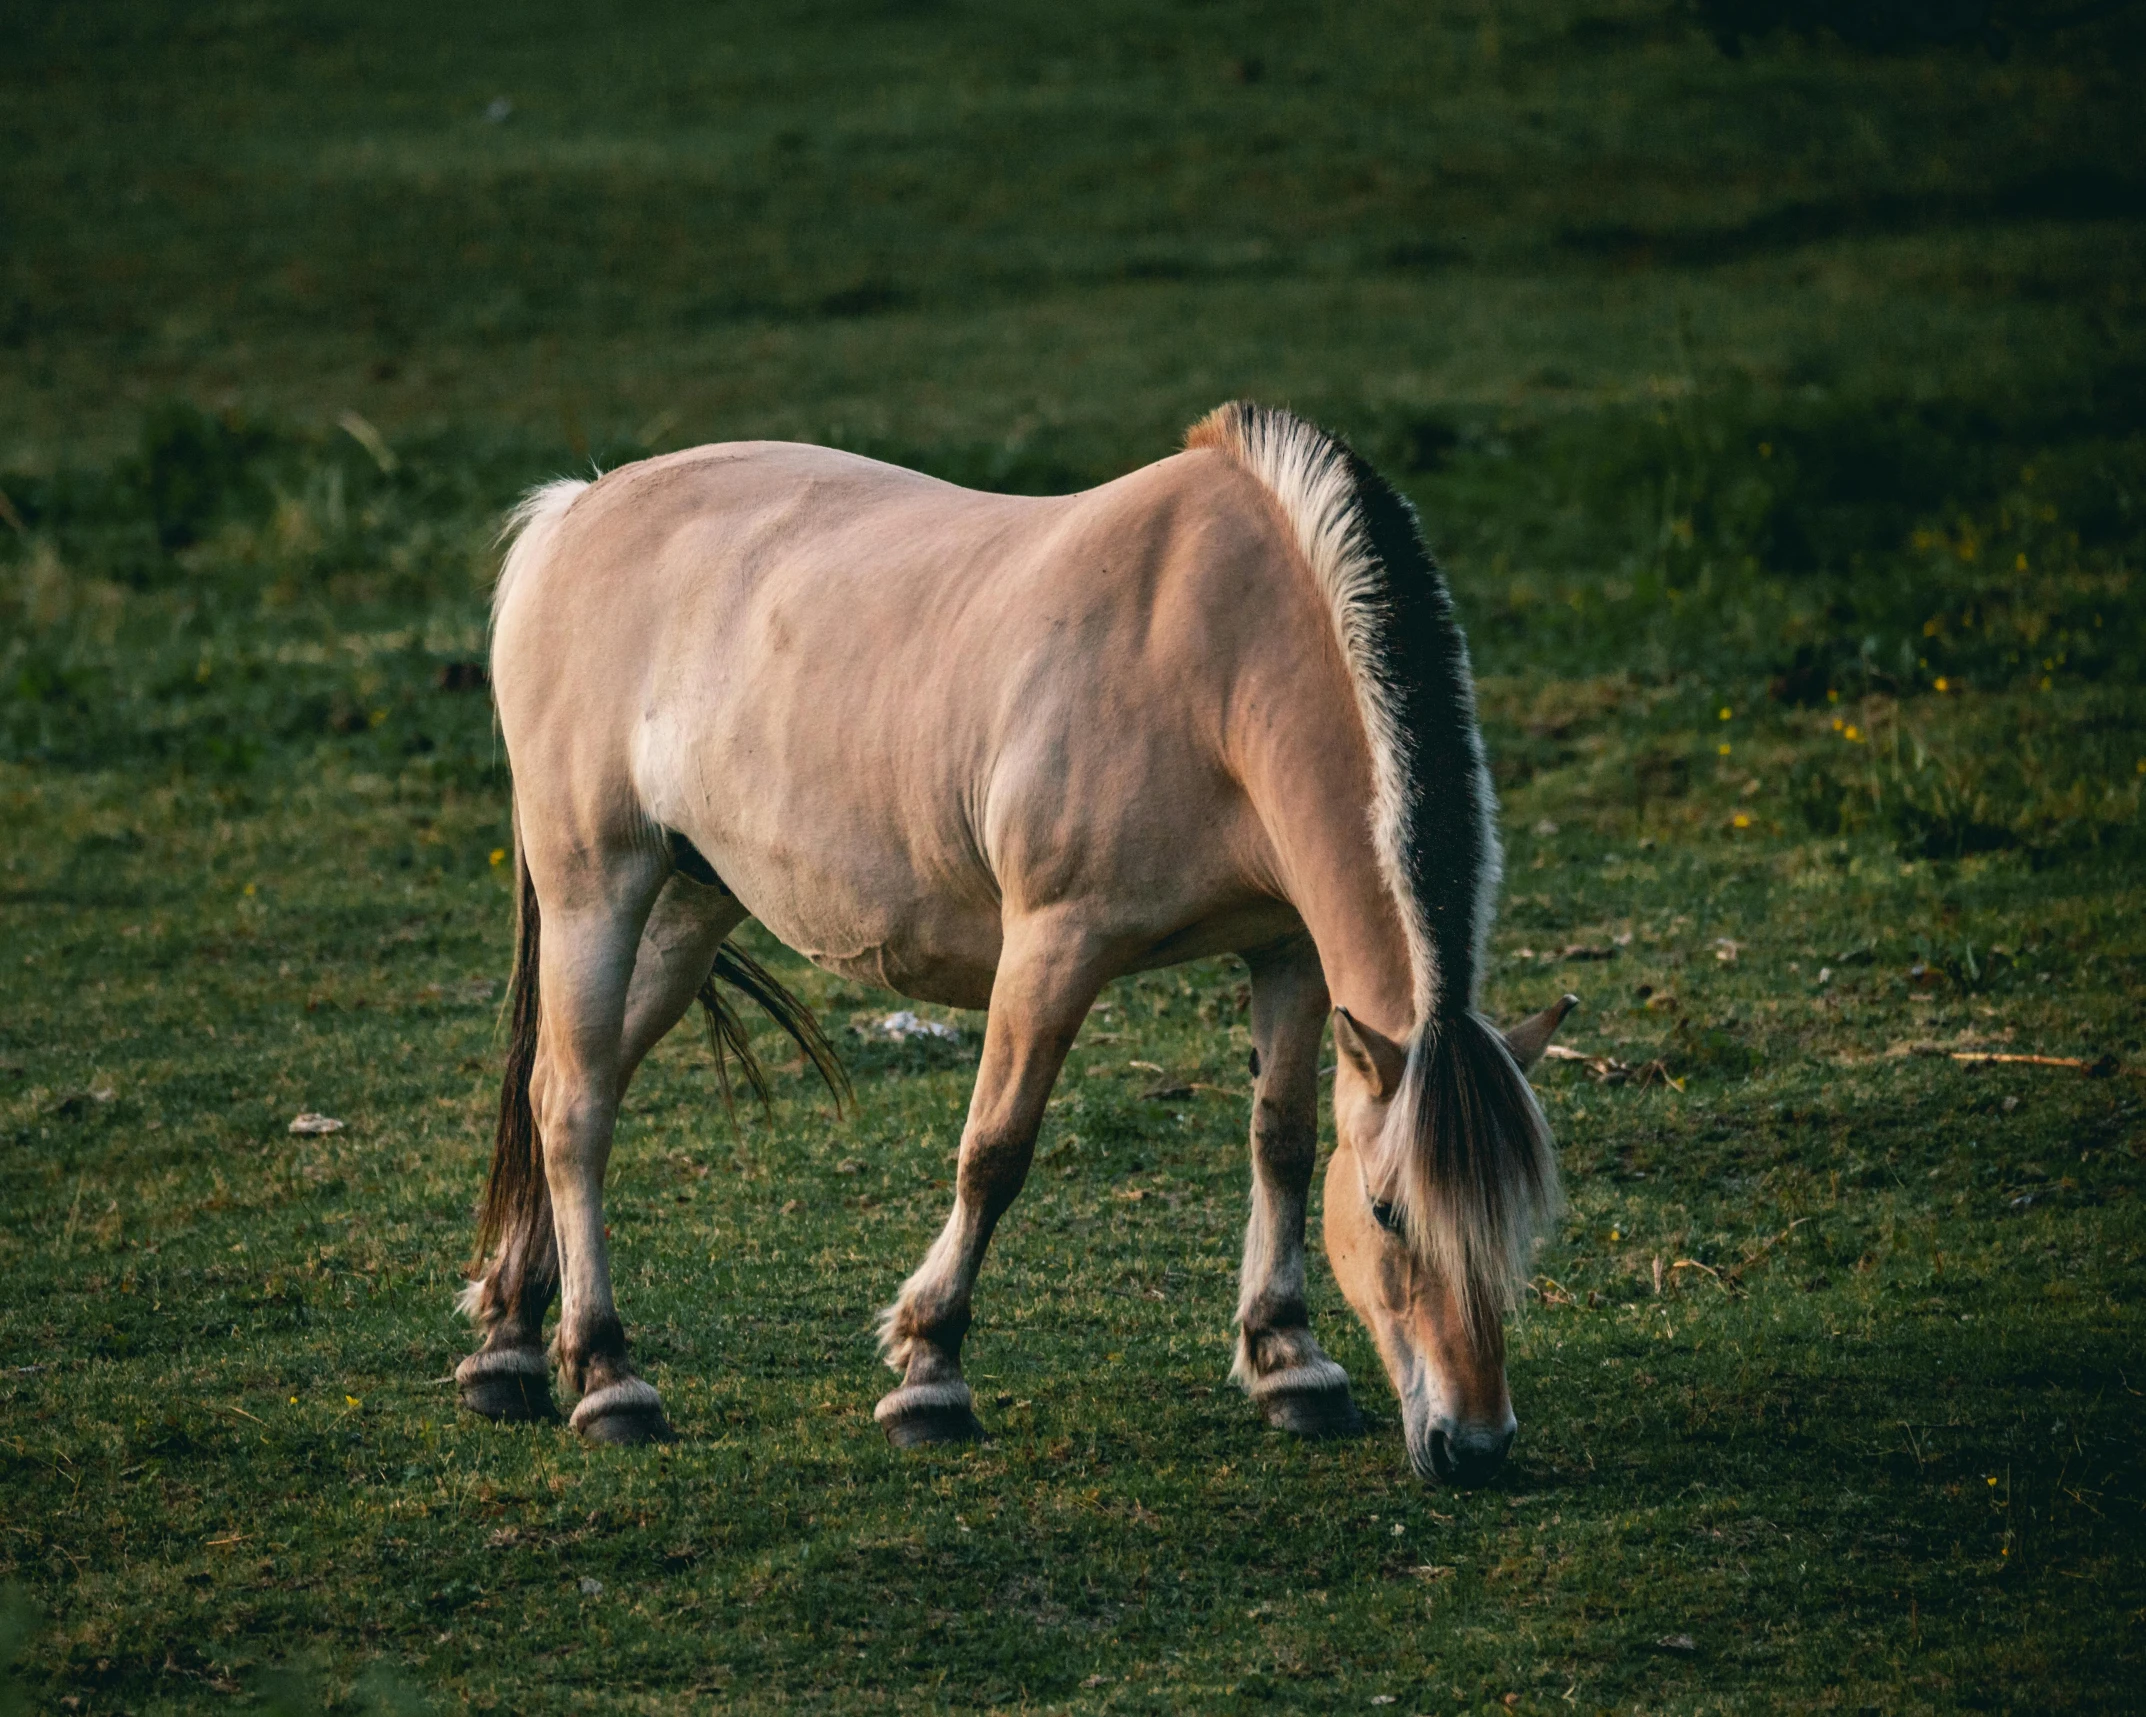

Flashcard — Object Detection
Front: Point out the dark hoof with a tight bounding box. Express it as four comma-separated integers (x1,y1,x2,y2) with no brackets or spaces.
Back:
879,1401,986,1449
1261,1388,1365,1439
458,1364,557,1424
577,1405,676,1446
569,1378,674,1445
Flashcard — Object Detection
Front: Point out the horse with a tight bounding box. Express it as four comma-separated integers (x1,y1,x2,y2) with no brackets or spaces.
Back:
454,401,1575,1483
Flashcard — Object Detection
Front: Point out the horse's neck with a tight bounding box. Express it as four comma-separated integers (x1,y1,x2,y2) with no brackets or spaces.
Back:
1231,604,1419,1043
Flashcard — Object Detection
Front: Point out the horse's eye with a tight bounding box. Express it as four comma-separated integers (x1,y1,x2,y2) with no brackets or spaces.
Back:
1370,1199,1402,1236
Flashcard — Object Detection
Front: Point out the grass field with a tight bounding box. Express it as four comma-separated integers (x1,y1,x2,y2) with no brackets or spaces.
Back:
4,2,2144,1711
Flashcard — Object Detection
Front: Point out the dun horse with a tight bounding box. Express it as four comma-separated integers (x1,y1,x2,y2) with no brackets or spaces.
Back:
456,402,1575,1483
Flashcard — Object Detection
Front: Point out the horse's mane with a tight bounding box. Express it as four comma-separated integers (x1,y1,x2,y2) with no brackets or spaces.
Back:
1185,401,1559,1336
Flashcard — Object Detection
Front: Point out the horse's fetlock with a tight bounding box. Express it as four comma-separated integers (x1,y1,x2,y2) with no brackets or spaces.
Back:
874,1320,915,1374
899,1338,966,1390
1238,1289,1310,1340
553,1311,629,1394
883,1285,969,1349
922,1301,972,1347
455,1274,494,1328
1241,1321,1324,1379
577,1353,639,1397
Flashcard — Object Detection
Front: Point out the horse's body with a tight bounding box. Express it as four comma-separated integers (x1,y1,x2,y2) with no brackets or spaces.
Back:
458,404,1570,1480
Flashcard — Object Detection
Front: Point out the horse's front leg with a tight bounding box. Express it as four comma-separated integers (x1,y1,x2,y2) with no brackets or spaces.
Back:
875,919,1103,1447
1232,934,1364,1435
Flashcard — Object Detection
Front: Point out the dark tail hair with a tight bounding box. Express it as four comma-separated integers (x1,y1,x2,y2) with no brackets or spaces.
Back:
1379,1010,1563,1344
474,825,545,1270
472,831,853,1270
696,942,852,1122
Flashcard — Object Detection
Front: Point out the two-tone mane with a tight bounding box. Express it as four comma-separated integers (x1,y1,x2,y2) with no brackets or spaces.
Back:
1188,402,1562,1337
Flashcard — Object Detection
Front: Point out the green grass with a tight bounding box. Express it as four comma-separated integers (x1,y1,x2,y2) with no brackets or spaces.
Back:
3,2,2144,1711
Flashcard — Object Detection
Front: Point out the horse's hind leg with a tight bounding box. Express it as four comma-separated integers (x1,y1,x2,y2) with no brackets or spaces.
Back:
457,1197,562,1422
875,917,1103,1447
513,853,684,1444
458,868,741,1428
619,872,749,1082
554,869,747,1444
1233,935,1363,1436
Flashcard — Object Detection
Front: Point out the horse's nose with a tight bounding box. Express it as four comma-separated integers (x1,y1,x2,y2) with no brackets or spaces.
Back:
1424,1421,1515,1486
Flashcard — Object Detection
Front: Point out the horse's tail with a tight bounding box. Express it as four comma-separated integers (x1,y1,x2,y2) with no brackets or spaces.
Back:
493,477,589,625
695,941,853,1123
472,809,545,1272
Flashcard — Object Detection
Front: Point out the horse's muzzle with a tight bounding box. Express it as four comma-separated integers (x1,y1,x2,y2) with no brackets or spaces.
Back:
1414,1419,1516,1486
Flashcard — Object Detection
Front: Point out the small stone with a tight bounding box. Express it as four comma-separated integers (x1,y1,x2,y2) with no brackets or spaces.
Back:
578,1576,603,1596
867,1010,961,1044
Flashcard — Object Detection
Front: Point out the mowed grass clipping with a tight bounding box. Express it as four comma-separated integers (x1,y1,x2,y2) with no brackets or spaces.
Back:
3,1,2145,1712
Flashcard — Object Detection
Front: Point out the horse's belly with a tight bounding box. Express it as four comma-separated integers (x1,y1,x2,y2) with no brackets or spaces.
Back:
807,941,999,1011
717,846,1004,1011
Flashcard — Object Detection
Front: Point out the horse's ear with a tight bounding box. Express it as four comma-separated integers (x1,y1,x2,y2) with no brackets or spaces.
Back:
1503,993,1579,1073
1332,1007,1407,1101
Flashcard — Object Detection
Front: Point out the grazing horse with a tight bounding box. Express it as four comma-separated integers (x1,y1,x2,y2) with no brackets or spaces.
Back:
456,402,1573,1483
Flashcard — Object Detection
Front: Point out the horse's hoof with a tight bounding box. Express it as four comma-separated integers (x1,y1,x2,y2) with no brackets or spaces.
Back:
1260,1387,1366,1438
569,1378,675,1446
578,1405,675,1446
874,1380,984,1449
461,1371,559,1423
1245,1354,1364,1439
881,1402,986,1448
456,1350,557,1423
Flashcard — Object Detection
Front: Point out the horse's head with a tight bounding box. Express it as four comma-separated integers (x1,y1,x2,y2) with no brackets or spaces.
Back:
1322,994,1575,1485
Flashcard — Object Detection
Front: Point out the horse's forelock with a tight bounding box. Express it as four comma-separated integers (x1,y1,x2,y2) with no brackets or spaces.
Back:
1373,1011,1563,1345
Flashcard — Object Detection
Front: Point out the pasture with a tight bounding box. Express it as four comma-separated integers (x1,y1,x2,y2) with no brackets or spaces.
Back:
3,1,2143,1710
